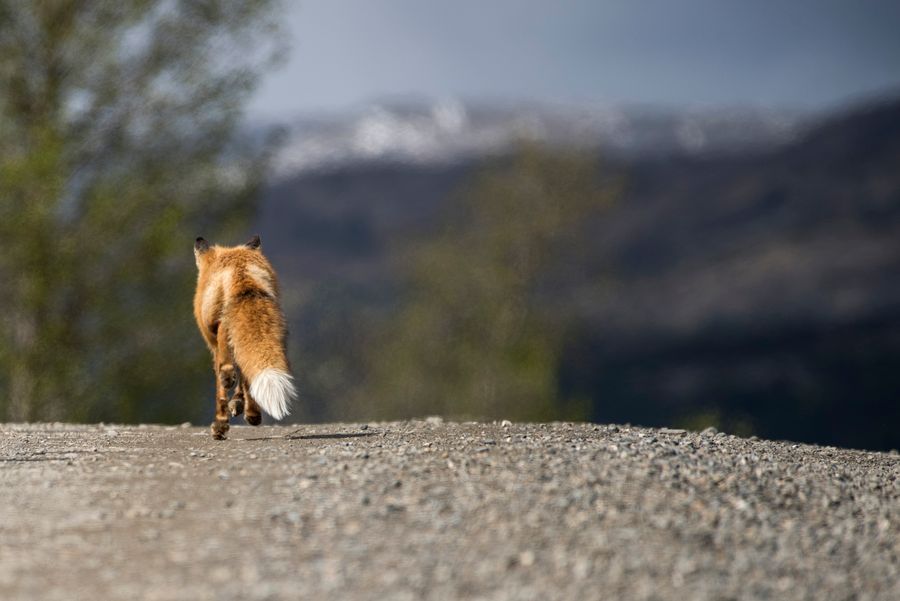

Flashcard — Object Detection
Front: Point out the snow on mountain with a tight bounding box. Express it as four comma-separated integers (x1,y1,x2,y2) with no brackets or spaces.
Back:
266,99,805,178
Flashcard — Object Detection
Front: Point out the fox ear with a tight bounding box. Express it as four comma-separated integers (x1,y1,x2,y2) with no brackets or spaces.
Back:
194,237,210,253
245,234,261,250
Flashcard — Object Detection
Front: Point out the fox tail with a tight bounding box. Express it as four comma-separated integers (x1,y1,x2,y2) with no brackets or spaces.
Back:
227,292,296,420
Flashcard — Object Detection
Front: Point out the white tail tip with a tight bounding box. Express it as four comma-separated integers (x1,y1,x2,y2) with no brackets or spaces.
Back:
249,368,296,420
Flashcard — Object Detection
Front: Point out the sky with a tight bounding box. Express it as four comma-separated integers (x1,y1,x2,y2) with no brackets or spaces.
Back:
247,0,900,120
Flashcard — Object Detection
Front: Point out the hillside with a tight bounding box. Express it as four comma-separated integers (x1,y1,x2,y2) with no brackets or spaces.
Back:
565,99,900,449
257,98,900,450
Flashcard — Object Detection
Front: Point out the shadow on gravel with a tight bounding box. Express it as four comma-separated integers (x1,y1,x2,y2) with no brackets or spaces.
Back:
0,457,59,463
241,431,379,442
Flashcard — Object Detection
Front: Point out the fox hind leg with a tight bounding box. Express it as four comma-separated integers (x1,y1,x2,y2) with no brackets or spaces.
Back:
210,366,231,440
210,324,236,439
218,362,236,391
242,378,263,426
228,367,245,417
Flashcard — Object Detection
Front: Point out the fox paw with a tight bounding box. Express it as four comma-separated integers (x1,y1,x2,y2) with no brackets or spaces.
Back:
210,420,230,440
228,398,244,417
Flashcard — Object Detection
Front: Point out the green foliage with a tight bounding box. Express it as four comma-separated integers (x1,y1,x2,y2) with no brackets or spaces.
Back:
0,1,284,421
355,145,615,421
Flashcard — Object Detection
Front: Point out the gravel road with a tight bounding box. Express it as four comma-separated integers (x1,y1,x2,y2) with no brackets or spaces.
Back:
0,421,897,600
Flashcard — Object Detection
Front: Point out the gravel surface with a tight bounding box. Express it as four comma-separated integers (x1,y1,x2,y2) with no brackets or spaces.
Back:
0,421,897,600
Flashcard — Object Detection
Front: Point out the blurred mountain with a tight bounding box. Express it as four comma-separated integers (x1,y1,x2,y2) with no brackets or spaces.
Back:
266,99,804,176
577,98,900,334
562,98,900,450
259,100,809,289
257,97,900,450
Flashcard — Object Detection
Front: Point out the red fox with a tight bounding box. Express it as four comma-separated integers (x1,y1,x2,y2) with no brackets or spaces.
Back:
193,234,296,439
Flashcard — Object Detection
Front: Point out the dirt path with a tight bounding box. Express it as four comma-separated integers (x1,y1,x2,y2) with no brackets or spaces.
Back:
0,421,897,600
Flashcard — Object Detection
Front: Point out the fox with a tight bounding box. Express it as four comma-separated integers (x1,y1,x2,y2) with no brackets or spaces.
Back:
193,234,296,439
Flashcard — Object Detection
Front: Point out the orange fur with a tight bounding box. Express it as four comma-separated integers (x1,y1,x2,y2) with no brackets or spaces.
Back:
193,235,295,438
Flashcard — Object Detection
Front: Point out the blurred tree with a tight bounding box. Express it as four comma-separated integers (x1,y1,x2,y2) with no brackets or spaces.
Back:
0,1,284,421
356,145,616,421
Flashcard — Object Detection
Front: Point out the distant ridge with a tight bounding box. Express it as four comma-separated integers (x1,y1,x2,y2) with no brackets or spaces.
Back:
258,96,900,450
267,99,806,177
